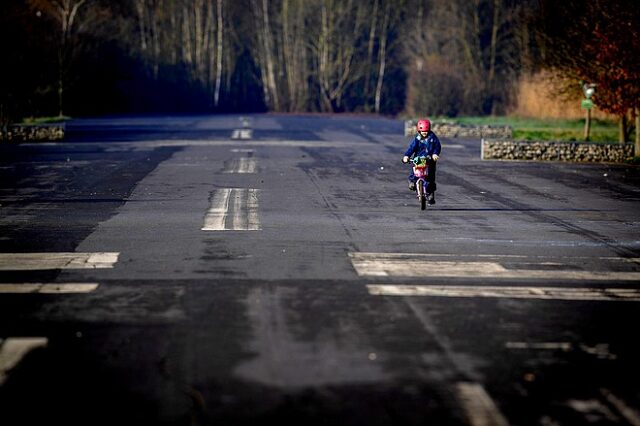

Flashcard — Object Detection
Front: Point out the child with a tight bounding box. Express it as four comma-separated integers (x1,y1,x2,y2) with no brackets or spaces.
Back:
402,119,441,205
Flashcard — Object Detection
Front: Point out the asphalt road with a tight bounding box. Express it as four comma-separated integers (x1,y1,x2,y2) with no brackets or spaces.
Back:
1,114,640,425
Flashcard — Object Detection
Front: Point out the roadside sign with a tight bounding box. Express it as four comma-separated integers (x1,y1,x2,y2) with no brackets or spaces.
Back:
581,99,593,109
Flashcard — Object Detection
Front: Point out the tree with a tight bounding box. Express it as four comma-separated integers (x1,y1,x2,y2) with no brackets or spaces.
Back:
538,0,640,144
28,0,92,117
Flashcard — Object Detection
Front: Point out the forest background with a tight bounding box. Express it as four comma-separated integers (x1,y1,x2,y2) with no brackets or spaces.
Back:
1,0,638,141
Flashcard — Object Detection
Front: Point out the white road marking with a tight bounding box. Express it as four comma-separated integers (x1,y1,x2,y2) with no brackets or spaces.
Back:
90,140,366,149
456,382,509,426
224,157,257,173
506,342,572,351
231,129,252,139
600,389,640,426
202,188,232,231
0,337,48,385
0,283,99,293
202,188,260,231
366,285,640,301
567,399,619,422
231,149,254,153
0,252,119,271
507,342,617,359
349,253,640,281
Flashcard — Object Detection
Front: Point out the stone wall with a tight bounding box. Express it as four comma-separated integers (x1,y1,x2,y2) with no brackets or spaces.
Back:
404,119,512,139
482,139,635,163
1,124,65,142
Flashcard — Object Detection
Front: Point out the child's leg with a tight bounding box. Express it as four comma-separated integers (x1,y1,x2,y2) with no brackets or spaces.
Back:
426,161,437,193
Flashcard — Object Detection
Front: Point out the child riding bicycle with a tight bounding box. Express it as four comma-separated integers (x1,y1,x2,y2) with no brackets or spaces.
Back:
402,119,442,205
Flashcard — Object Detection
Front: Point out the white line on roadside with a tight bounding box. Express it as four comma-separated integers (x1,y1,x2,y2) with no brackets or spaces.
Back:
0,337,48,385
0,253,119,271
366,285,640,301
0,283,99,293
202,188,260,231
456,382,509,426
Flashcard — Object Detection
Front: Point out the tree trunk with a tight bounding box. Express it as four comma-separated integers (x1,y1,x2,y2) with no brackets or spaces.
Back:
364,0,379,111
374,4,389,114
488,0,500,83
214,0,223,107
261,0,279,110
619,113,627,144
633,107,640,157
135,0,148,51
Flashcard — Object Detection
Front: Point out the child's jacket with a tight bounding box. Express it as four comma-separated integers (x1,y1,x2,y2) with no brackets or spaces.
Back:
404,132,442,158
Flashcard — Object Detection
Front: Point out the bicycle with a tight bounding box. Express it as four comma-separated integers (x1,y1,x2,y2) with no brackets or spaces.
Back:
405,155,431,210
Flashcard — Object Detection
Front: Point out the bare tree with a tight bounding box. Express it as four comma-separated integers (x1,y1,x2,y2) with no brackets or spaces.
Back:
314,0,367,111
28,0,89,116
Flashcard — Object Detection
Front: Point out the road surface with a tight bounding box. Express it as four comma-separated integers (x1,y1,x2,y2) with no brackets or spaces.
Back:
1,114,640,425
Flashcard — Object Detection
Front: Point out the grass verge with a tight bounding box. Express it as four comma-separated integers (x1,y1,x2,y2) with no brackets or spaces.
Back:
435,116,621,143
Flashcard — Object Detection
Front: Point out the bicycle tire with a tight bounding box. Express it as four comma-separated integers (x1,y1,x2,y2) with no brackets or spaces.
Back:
418,180,426,210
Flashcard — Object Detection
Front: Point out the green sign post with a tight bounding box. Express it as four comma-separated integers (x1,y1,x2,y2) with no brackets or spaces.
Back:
581,82,596,141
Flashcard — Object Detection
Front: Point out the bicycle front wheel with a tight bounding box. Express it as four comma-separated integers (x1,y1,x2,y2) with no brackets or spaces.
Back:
417,180,426,210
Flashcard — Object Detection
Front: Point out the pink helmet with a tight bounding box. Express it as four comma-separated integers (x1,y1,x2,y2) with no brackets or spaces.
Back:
416,119,431,132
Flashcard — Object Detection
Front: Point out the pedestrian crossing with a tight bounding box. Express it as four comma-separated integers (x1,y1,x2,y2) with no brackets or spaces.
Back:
350,252,640,302
0,252,119,270
366,284,640,301
0,283,99,293
349,252,640,281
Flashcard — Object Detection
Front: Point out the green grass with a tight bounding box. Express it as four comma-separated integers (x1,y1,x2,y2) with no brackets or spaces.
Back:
20,115,71,124
433,116,621,143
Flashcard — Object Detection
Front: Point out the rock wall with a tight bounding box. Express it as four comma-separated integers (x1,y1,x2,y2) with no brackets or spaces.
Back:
1,124,65,142
482,140,634,163
404,120,512,139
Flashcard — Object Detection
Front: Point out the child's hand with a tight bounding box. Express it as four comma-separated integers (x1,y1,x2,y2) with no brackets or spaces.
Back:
432,154,439,161
402,156,409,163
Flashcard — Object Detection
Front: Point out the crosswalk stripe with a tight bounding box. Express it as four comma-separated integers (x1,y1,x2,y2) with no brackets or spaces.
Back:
0,337,48,385
366,285,640,301
0,253,119,270
349,253,640,281
202,188,260,231
0,283,99,293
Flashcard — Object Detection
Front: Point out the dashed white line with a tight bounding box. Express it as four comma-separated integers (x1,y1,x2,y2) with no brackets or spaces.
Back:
0,337,48,385
224,157,257,173
231,129,252,139
366,285,640,301
0,283,99,293
0,252,119,270
202,188,261,231
456,382,509,426
202,188,232,231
